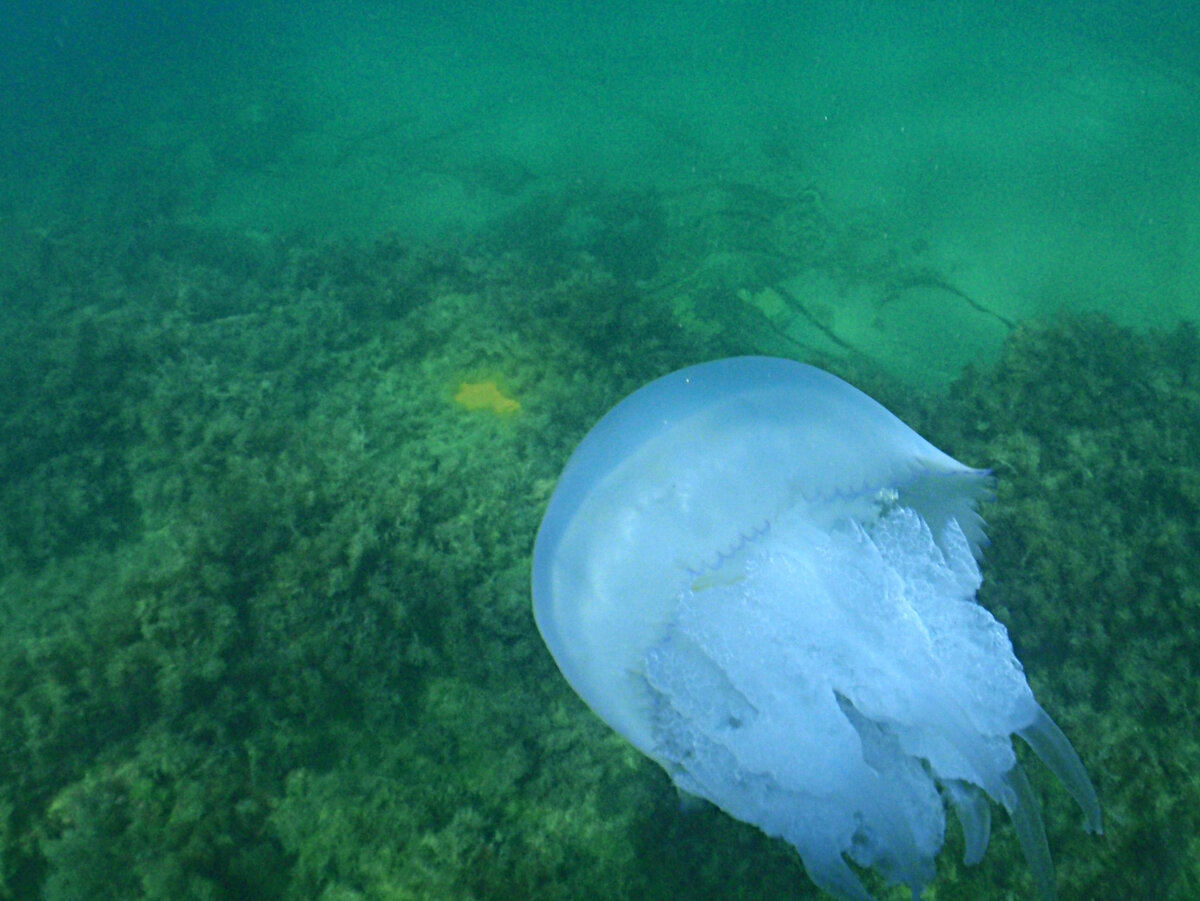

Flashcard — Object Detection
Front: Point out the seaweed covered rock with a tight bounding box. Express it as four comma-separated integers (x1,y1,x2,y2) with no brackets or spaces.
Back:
0,218,1196,900
931,315,1200,900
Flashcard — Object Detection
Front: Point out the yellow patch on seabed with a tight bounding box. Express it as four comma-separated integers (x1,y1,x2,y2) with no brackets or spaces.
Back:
454,380,520,414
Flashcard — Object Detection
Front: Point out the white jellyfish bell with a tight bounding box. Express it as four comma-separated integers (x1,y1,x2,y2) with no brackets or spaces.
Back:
532,357,1101,901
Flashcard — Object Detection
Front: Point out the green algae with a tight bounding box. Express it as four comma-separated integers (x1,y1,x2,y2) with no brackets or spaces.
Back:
0,220,1196,900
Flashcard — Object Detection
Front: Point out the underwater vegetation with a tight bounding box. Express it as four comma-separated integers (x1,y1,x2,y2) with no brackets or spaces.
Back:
0,216,1196,900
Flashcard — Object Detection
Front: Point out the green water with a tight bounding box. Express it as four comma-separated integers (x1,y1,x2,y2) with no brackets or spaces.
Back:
0,1,1197,898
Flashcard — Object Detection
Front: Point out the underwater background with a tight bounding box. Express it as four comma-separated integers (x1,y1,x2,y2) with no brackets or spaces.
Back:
0,0,1197,898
